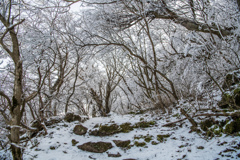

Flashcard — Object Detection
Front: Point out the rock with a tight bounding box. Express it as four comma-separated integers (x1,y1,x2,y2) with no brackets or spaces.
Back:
73,124,88,135
224,118,240,134
157,134,170,142
200,118,215,131
89,124,121,136
72,139,79,146
133,121,156,128
50,146,56,150
49,143,61,150
218,89,240,109
120,123,134,133
197,146,204,150
134,141,146,147
77,142,113,153
113,140,131,148
64,112,83,122
45,117,62,126
218,71,240,109
107,152,121,157
151,141,158,145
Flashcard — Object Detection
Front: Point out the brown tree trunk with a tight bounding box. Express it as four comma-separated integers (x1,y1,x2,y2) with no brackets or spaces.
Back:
180,108,197,128
105,82,111,114
10,61,23,160
0,11,24,159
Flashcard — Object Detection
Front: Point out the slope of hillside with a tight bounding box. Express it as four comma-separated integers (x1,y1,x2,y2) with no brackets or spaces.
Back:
11,112,238,160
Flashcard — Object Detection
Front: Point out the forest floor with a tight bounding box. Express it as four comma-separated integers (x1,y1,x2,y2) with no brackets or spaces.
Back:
1,110,240,160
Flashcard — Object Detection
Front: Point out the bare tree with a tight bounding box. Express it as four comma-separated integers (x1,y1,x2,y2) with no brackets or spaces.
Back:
0,1,26,159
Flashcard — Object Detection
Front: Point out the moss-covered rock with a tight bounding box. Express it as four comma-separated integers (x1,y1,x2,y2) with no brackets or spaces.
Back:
77,142,113,153
157,134,170,142
214,129,222,137
72,139,79,146
224,118,240,134
218,70,240,109
133,134,153,143
73,124,88,135
134,141,146,147
120,123,134,133
113,140,131,148
89,124,121,136
151,141,159,145
200,118,215,131
134,121,156,128
144,135,153,143
218,87,240,109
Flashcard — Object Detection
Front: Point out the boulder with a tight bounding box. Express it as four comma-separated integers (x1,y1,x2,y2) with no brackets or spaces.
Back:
64,113,82,122
77,142,113,153
89,124,121,136
113,140,131,148
45,117,62,126
73,124,88,135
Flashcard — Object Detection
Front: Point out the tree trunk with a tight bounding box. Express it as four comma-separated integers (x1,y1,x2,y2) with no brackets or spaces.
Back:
11,61,23,160
180,108,197,128
105,82,111,114
0,2,25,159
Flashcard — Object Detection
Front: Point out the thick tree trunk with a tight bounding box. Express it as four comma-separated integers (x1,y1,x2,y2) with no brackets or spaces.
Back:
0,2,25,159
11,61,23,160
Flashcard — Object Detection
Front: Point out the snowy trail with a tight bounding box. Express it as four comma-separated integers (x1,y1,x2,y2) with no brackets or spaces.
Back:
19,113,240,160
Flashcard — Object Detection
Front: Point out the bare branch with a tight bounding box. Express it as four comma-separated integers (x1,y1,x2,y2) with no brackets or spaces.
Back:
24,91,38,102
0,91,12,108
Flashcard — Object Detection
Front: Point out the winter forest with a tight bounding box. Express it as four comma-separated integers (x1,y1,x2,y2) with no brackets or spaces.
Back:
0,0,240,160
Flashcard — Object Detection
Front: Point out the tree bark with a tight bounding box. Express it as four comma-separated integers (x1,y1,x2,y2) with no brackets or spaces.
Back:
180,108,198,128
105,82,111,114
0,6,24,159
10,32,23,160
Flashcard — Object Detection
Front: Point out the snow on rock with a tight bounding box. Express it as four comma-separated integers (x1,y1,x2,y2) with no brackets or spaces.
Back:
19,113,240,160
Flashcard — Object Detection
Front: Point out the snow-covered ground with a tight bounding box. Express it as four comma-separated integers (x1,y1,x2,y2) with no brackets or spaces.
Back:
9,112,237,160
0,112,239,160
